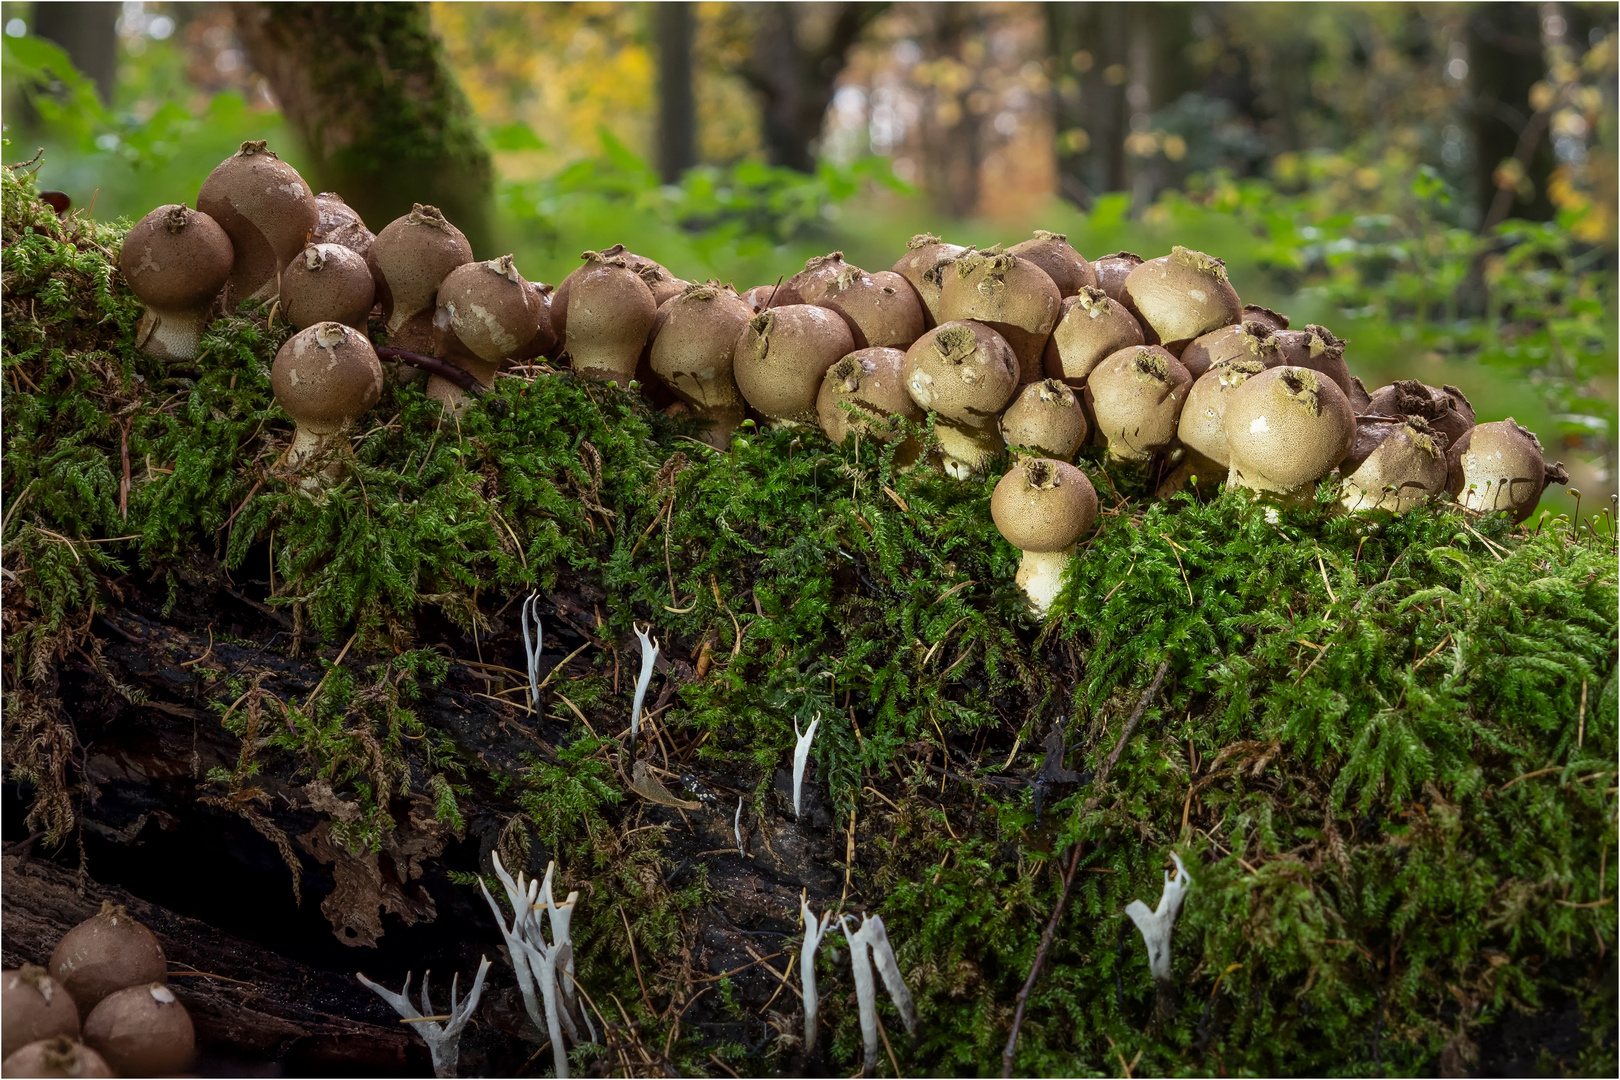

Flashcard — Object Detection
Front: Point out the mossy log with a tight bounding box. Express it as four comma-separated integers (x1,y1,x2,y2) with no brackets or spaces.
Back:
2,166,1615,1077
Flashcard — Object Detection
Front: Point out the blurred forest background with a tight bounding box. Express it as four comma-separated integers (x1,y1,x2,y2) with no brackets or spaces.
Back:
2,0,1615,516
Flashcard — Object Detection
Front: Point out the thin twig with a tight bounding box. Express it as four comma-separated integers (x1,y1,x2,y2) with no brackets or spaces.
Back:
1001,655,1172,1078
373,346,482,393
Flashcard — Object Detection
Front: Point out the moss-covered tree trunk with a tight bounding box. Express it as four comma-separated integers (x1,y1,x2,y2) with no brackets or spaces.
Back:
232,2,495,255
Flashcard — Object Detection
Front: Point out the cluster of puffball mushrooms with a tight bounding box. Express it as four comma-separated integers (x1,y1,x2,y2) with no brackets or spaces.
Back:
2,902,193,1076
118,140,1568,616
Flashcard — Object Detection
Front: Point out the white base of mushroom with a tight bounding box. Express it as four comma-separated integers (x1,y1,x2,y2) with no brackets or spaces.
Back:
1016,546,1075,616
135,309,205,361
937,421,1004,479
284,426,347,489
426,358,501,420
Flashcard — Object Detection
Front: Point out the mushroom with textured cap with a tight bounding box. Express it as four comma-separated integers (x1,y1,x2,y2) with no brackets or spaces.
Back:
563,249,659,384
891,233,970,328
778,250,858,306
739,284,779,313
816,267,926,349
196,140,318,303
991,458,1099,615
118,204,234,361
816,347,925,466
81,983,194,1078
902,320,1019,477
311,192,375,258
1,1037,114,1078
550,244,679,348
1241,304,1290,332
1272,323,1354,399
1121,247,1242,355
1340,417,1449,513
1092,251,1144,303
1177,359,1268,477
1223,366,1356,502
1447,418,1568,522
1367,379,1475,449
48,901,166,1016
1001,379,1088,460
367,203,474,358
1008,229,1098,296
1178,320,1281,381
1085,345,1193,463
426,254,542,411
270,322,384,479
937,246,1062,384
650,282,754,446
2,967,80,1059
280,243,376,331
1042,285,1146,387
733,305,856,425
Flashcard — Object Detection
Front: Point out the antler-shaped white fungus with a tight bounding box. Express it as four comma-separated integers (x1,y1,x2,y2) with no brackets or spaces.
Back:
840,912,917,1072
631,622,660,750
521,591,543,709
800,897,836,1052
356,957,491,1078
1124,851,1190,984
792,713,820,819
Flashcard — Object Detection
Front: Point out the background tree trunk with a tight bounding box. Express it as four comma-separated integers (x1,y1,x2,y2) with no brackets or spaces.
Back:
232,2,495,256
656,3,697,183
1467,2,1557,225
32,1,120,105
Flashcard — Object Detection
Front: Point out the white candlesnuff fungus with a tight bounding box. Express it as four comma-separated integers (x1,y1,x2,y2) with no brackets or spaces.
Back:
1124,852,1190,988
356,959,491,1079
840,913,919,1073
735,797,746,856
521,592,543,709
793,713,821,819
799,898,835,1052
631,623,660,751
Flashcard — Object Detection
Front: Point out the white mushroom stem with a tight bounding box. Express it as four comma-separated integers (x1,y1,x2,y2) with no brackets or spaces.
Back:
793,713,821,819
1124,852,1191,985
356,958,491,1079
631,623,660,750
521,591,543,709
1014,544,1077,618
537,864,593,1044
735,797,746,856
935,420,1004,479
839,913,916,1072
800,898,835,1052
862,914,918,1039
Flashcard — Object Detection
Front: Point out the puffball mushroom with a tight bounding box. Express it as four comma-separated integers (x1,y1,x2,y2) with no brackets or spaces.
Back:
368,203,474,356
196,140,317,303
1272,323,1354,399
991,458,1099,616
891,233,970,328
1007,229,1098,296
1121,246,1242,355
1223,366,1356,501
1178,320,1281,381
280,243,376,330
1241,304,1290,332
1085,345,1193,462
780,250,859,306
118,204,233,361
1447,418,1569,522
1367,379,1476,449
733,305,856,425
2,967,80,1059
427,255,542,410
739,284,779,313
650,282,755,446
270,322,384,476
902,320,1020,477
48,901,166,1015
1092,251,1144,304
1042,285,1146,386
1001,379,1088,461
564,249,659,384
1340,417,1449,513
816,268,926,349
551,244,674,346
1177,359,1268,472
815,347,924,466
937,247,1062,384
311,192,375,258
82,983,194,1078
1,1037,114,1078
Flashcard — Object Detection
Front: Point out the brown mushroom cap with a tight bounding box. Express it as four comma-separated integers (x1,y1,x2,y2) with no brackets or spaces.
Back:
1042,286,1147,386
281,243,376,331
1272,324,1354,399
1121,247,1243,355
2,967,80,1060
901,320,1020,425
367,203,474,346
1340,417,1449,513
118,204,234,360
1007,230,1098,297
1178,359,1267,469
48,901,166,1016
1241,304,1290,332
1085,345,1193,462
782,251,860,307
437,255,542,365
565,250,659,383
1092,251,1144,304
936,247,1063,384
817,268,926,350
1,1036,115,1078
816,347,922,446
513,280,557,362
1000,379,1088,460
550,244,671,345
82,983,194,1078
1178,321,1282,381
1367,379,1476,449
1223,366,1356,494
991,458,1098,553
733,305,856,424
196,140,318,303
311,192,375,259
739,284,779,313
1446,418,1566,522
891,234,970,328
650,282,754,444
271,322,385,435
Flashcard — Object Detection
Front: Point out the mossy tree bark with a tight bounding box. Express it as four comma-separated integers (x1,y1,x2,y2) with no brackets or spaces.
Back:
232,2,495,256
